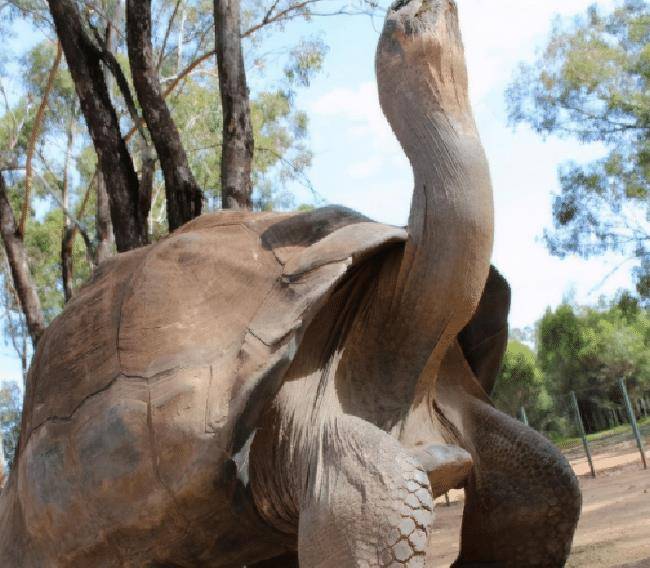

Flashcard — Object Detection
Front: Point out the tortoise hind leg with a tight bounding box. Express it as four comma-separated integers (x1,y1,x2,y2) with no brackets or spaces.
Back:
438,344,581,568
453,399,581,567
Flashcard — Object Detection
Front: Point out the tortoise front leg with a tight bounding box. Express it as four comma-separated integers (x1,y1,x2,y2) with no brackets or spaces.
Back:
250,414,436,567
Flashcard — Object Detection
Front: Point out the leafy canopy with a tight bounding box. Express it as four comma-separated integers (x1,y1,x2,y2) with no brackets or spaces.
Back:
506,1,650,299
493,295,649,437
492,339,551,424
538,296,649,392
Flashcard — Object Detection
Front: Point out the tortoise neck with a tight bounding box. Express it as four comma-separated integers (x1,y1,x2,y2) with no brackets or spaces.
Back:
371,10,494,406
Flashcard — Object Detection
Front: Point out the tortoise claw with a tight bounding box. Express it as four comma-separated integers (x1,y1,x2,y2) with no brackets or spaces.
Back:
412,443,473,497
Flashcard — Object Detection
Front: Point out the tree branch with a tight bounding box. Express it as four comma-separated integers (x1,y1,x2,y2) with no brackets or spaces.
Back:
124,48,217,143
241,0,380,37
242,0,319,38
0,173,46,346
157,0,183,72
20,41,63,238
88,24,149,142
127,0,202,230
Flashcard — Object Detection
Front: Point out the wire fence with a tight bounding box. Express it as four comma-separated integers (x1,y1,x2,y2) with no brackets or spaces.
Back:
519,379,649,477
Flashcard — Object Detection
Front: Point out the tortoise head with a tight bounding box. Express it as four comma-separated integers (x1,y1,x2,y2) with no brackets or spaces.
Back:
376,0,472,126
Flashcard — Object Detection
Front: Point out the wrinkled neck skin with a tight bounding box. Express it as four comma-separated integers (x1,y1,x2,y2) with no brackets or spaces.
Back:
250,1,495,560
339,1,494,441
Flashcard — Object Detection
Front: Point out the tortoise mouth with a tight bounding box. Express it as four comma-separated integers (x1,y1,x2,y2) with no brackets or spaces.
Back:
389,0,413,11
377,0,463,85
383,0,447,36
377,0,452,67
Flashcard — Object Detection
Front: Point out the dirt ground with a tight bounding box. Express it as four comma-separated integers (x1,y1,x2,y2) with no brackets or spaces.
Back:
429,441,650,567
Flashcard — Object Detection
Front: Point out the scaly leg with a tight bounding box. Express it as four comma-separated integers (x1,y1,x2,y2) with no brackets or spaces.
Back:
438,343,581,568
250,414,436,567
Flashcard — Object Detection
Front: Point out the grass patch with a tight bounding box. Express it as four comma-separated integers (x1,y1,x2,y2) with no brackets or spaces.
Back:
552,416,650,449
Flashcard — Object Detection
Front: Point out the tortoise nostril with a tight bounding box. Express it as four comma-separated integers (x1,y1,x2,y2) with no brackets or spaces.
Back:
391,0,412,11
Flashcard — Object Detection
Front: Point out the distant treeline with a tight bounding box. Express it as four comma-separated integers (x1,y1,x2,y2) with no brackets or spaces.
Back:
493,292,650,437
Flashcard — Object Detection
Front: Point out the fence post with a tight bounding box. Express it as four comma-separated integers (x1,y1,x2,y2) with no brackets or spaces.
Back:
570,391,596,478
618,378,648,470
444,492,450,507
519,406,529,426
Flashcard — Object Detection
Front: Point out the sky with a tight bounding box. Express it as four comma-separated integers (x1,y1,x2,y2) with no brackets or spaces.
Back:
282,0,630,328
0,0,633,382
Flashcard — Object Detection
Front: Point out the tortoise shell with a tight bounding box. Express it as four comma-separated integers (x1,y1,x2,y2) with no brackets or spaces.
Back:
13,206,407,565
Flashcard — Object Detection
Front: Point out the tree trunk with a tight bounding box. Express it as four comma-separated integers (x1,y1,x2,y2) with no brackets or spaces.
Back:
0,174,46,347
126,0,202,231
94,4,116,264
46,0,148,252
21,42,62,238
214,0,254,209
95,175,113,264
20,334,27,387
61,227,74,303
139,139,156,223
61,115,74,303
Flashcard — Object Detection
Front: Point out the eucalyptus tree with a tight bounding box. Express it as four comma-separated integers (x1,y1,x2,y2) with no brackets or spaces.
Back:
215,0,254,209
0,0,378,361
126,0,203,229
507,0,650,299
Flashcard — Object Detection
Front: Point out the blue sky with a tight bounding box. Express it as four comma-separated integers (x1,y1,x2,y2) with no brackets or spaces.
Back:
283,0,630,329
0,0,633,382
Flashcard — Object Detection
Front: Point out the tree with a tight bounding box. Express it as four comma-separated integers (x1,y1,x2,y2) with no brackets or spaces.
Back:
506,0,650,299
536,297,650,432
492,340,550,424
215,0,254,209
0,174,45,346
537,304,588,396
127,0,203,229
0,381,22,470
46,0,150,252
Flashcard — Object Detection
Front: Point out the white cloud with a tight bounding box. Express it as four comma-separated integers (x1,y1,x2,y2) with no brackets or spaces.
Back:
296,0,633,327
458,0,618,105
347,156,383,179
305,81,412,223
309,82,397,151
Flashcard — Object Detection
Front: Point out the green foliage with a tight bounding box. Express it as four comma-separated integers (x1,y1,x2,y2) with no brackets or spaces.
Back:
24,209,91,322
0,381,22,469
537,296,650,396
506,1,650,299
537,304,587,395
0,97,36,167
494,295,649,438
492,340,551,422
167,76,313,215
284,38,328,88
